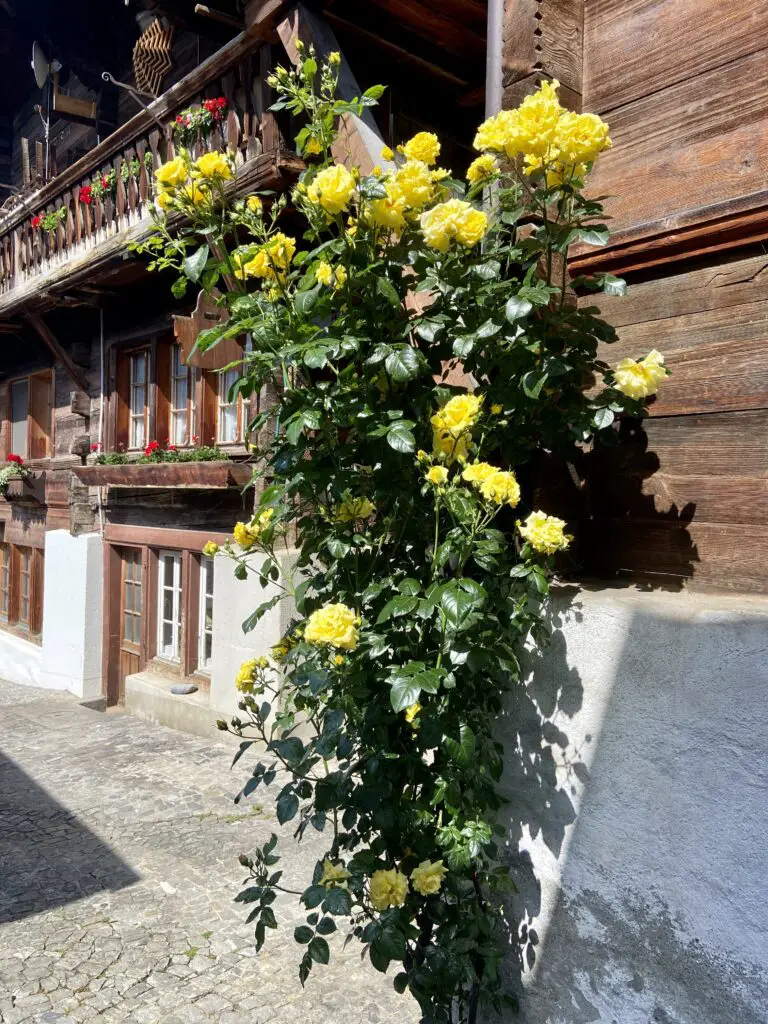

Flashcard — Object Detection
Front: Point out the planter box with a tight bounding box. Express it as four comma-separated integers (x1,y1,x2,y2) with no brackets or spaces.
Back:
73,461,253,490
4,472,46,505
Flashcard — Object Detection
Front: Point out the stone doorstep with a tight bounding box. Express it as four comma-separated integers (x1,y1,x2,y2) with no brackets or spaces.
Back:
124,671,239,746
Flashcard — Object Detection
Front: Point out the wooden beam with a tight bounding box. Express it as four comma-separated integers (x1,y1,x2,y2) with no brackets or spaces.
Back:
276,4,388,175
26,313,91,398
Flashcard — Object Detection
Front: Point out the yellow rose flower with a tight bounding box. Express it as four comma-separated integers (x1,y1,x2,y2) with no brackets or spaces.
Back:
235,658,259,694
473,109,519,153
517,510,571,554
334,265,347,289
335,496,375,522
155,156,188,189
490,403,503,415
320,858,350,887
479,469,521,507
416,450,429,462
467,154,499,185
391,159,433,209
304,137,322,156
233,521,260,550
307,164,357,215
334,654,345,666
461,461,496,485
305,603,360,650
366,191,408,232
556,110,611,166
431,393,483,439
430,167,451,182
474,80,562,160
194,151,233,180
202,541,219,557
370,868,409,911
180,183,208,206
257,508,275,529
426,466,448,485
155,190,173,211
328,50,341,66
420,198,487,251
410,859,447,897
316,261,334,286
613,350,668,399
402,131,440,166
247,195,263,213
404,702,421,724
239,233,296,283
381,145,394,161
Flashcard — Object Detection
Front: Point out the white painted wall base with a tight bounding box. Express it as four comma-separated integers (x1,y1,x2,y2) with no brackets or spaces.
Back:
502,585,768,1024
40,530,103,699
0,629,43,689
209,549,297,717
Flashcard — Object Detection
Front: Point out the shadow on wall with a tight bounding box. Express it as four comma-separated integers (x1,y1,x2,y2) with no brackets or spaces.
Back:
0,748,140,923
500,595,768,1024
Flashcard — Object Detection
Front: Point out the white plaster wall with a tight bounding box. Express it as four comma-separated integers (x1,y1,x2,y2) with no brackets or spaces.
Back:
501,586,768,1024
40,530,103,699
0,630,43,688
209,549,297,717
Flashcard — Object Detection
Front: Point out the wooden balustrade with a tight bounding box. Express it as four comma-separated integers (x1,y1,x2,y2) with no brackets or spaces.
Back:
0,34,277,298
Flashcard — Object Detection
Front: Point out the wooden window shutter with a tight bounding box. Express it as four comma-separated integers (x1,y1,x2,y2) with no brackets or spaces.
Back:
200,371,218,446
0,382,9,460
29,371,53,459
154,339,171,447
115,351,131,450
30,547,44,634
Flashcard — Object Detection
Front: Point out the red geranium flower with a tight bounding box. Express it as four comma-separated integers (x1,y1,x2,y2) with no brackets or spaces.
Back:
166,444,177,452
7,453,23,465
79,185,93,206
90,442,100,452
101,176,109,189
31,215,42,229
144,440,160,456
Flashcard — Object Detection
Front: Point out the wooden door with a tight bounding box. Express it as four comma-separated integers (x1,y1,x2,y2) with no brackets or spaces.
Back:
118,547,143,697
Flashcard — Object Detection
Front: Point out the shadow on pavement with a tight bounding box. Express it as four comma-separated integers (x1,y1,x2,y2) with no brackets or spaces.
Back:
0,748,140,923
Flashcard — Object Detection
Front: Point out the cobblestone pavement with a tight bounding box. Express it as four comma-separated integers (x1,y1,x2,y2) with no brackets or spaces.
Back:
0,679,419,1024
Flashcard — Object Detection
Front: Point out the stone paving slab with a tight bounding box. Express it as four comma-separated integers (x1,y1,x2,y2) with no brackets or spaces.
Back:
0,679,419,1024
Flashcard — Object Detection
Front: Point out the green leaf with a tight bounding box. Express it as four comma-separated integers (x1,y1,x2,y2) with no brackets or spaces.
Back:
593,407,615,429
182,244,209,283
375,926,406,961
296,284,321,314
601,274,627,296
316,916,337,935
363,84,387,100
171,276,187,298
308,936,330,964
385,346,422,382
522,370,548,399
386,421,416,453
578,226,610,246
294,926,314,944
323,886,351,916
376,595,419,624
276,792,299,824
444,723,476,766
302,885,327,909
415,320,443,343
304,346,329,369
389,674,422,713
505,295,533,322
452,335,474,359
394,973,409,994
376,275,401,308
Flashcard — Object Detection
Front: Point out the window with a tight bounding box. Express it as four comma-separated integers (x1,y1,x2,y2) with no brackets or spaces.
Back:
129,351,149,450
170,344,197,446
2,371,53,461
0,544,9,621
199,554,214,672
0,544,43,637
217,367,240,443
122,548,143,648
157,550,182,661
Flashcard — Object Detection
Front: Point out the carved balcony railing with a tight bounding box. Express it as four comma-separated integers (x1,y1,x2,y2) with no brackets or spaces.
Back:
0,33,287,311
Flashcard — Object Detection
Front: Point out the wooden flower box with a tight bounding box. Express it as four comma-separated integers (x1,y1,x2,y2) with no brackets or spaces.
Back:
72,461,253,490
4,472,47,505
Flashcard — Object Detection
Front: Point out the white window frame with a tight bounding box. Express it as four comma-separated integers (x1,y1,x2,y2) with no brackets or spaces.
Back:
157,550,182,662
217,366,241,444
170,343,197,446
129,351,149,450
198,554,214,673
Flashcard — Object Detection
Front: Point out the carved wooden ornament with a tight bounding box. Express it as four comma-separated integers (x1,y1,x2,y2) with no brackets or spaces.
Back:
172,289,244,370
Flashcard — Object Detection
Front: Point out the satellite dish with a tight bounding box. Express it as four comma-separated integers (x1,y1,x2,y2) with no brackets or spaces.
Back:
31,41,50,89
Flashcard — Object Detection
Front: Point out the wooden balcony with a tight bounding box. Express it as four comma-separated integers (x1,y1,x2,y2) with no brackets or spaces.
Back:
3,472,47,505
0,30,301,319
73,460,254,490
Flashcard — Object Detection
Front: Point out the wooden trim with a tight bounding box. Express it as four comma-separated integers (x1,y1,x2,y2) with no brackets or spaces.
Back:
182,549,199,677
103,543,123,704
144,546,159,664
570,198,768,277
103,523,232,550
26,314,90,397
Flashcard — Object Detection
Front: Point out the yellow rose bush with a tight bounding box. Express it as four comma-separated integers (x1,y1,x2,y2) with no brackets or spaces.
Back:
135,48,668,1024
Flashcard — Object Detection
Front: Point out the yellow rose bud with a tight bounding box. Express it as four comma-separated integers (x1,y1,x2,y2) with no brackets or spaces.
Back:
202,541,219,557
328,51,341,66
381,145,394,161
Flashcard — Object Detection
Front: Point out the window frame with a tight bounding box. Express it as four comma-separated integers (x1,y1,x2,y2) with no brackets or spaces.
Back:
2,370,54,462
0,543,44,641
156,549,183,663
216,366,242,445
169,342,198,447
128,349,150,451
198,553,214,674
